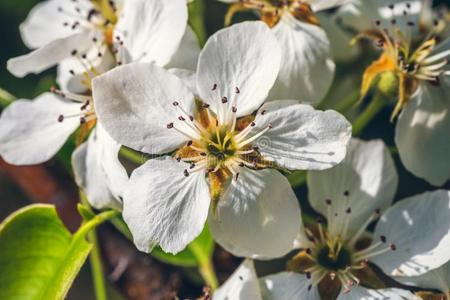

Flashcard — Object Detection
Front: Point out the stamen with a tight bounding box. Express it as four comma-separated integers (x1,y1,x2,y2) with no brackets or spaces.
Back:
235,123,272,148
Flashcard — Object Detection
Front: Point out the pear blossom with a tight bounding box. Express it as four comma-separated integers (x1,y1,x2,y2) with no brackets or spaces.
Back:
317,0,424,62
350,4,450,186
218,0,351,104
7,0,198,81
92,21,352,256
0,0,201,209
213,260,419,300
0,86,129,209
254,139,450,299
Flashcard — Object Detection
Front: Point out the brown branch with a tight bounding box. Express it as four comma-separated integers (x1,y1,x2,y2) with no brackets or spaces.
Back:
0,159,81,231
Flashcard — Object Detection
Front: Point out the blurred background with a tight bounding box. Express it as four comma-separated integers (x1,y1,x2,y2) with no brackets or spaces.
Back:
0,0,449,299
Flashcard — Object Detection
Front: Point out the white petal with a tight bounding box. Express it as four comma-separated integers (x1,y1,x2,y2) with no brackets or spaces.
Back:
260,272,320,300
7,31,93,78
72,125,128,210
0,93,80,165
166,26,200,71
123,157,210,254
115,0,188,66
57,46,115,94
395,262,450,293
307,139,398,238
72,141,88,191
209,168,300,259
197,21,281,123
213,260,262,300
395,80,450,186
372,190,450,277
95,124,128,205
251,101,351,171
336,286,421,300
309,0,350,12
268,15,335,105
72,138,118,210
93,62,195,154
19,0,90,49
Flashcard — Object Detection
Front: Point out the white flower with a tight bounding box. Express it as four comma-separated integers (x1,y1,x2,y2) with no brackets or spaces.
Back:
7,0,197,81
212,260,421,300
0,88,129,209
92,21,352,256
258,139,450,299
318,0,429,62
219,0,350,104
348,4,450,186
1,0,200,209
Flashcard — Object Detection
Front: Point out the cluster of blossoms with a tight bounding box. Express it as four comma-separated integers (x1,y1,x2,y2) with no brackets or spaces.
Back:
0,0,449,299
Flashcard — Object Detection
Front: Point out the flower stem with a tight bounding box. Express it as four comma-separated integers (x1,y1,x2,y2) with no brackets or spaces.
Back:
334,90,360,113
78,193,119,300
119,147,146,164
352,92,387,136
76,210,119,300
88,229,107,300
188,242,219,290
0,88,15,108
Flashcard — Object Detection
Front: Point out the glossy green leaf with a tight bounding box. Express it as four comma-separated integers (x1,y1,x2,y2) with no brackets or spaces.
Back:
0,204,92,300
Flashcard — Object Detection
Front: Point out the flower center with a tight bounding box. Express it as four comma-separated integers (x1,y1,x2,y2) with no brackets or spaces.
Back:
316,245,352,271
169,100,272,176
358,3,449,120
166,85,274,209
205,126,237,160
225,0,319,27
288,192,396,294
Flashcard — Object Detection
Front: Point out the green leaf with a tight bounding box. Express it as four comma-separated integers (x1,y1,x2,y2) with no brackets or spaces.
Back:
151,225,214,268
188,0,207,46
287,170,307,188
151,246,198,267
77,203,96,221
0,204,92,300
